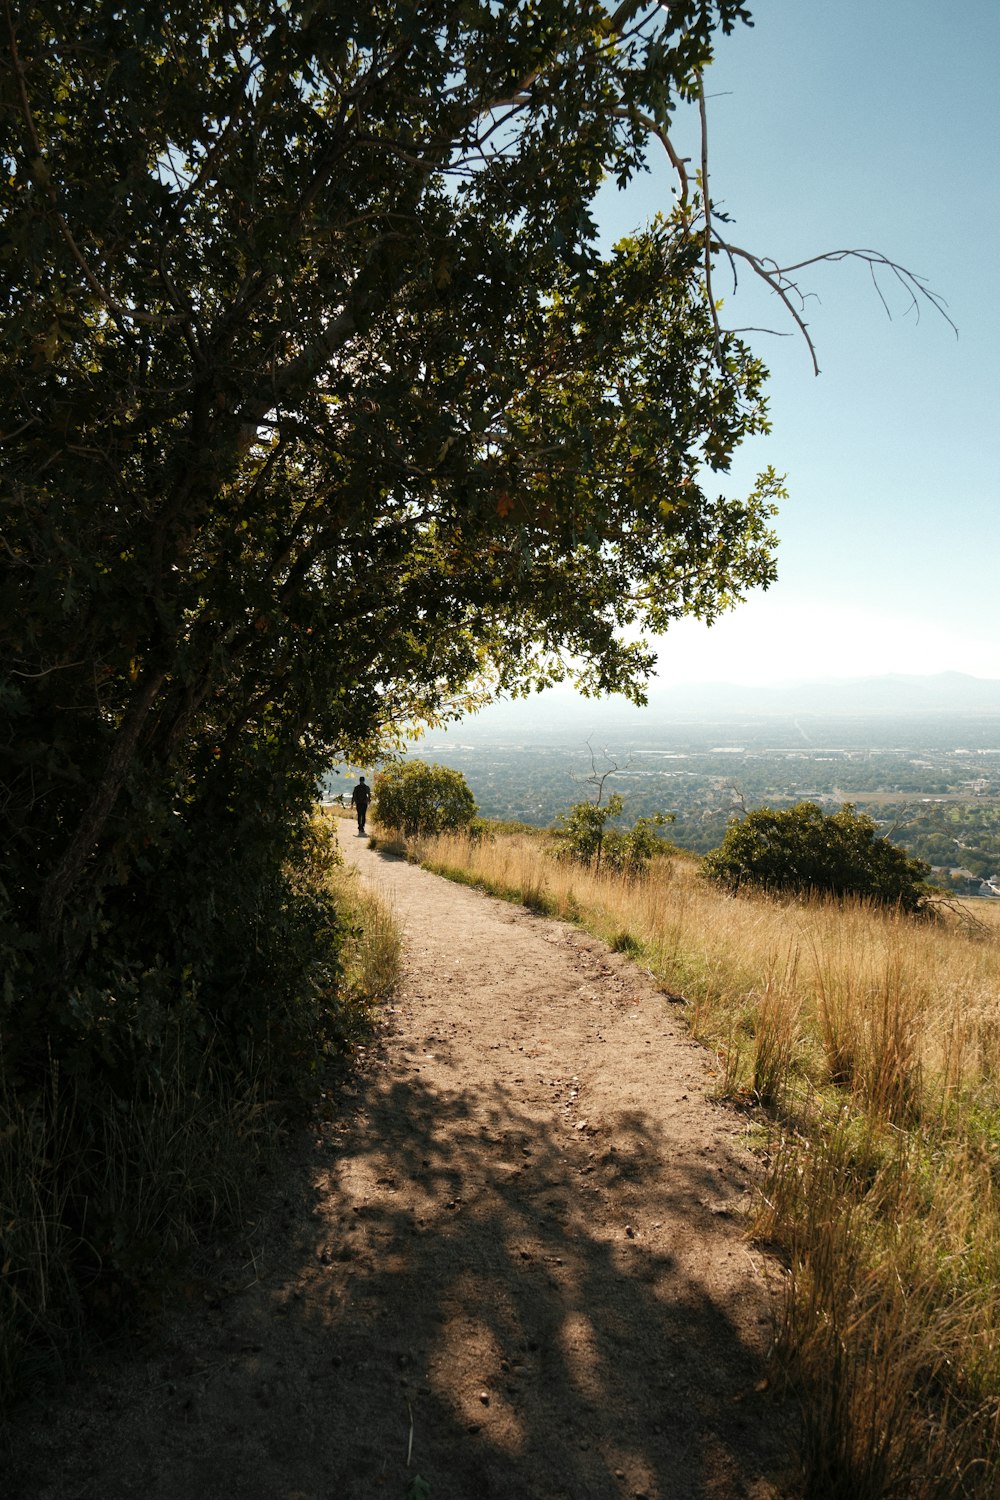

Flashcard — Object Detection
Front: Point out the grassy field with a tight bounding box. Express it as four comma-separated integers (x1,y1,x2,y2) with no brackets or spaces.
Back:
393,822,1000,1499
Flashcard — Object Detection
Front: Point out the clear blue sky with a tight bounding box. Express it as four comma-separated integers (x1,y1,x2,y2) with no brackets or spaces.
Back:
591,0,1000,687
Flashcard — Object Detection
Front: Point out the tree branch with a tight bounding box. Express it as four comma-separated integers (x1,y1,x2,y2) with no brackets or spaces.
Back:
39,667,167,954
709,237,822,374
2,0,198,334
697,73,724,364
608,103,690,203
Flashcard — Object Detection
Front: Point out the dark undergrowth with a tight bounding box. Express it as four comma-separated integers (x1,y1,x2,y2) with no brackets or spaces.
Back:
0,812,399,1414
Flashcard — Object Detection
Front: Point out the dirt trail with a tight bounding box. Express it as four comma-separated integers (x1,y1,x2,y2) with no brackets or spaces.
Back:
10,827,794,1500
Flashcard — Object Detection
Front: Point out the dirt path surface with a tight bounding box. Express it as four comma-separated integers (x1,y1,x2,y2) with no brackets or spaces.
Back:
10,829,794,1500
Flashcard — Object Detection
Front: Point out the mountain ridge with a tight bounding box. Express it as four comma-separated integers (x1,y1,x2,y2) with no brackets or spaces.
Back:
445,672,1000,742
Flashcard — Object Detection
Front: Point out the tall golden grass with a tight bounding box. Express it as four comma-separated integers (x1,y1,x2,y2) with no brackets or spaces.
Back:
408,825,1000,1498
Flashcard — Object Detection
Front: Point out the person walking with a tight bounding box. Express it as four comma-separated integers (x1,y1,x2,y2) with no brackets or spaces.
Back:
350,775,372,835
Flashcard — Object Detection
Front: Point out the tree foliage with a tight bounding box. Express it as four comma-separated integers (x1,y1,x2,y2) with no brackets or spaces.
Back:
1,0,781,1089
373,762,477,840
703,803,932,913
553,795,673,878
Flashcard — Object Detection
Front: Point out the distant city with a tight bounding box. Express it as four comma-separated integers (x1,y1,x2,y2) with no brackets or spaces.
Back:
401,674,1000,897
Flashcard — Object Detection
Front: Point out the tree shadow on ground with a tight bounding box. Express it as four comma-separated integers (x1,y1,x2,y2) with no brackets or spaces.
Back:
6,1062,793,1500
196,1060,792,1500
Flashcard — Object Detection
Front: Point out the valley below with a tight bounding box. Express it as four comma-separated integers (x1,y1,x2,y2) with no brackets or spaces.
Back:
398,697,1000,896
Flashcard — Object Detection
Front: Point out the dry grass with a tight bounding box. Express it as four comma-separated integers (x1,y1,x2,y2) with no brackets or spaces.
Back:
0,1046,276,1408
410,824,1000,1497
322,824,403,1008
0,1076,83,1401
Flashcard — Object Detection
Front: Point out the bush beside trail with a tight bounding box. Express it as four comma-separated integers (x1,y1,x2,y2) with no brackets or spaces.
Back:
703,801,932,913
372,762,477,840
552,794,675,879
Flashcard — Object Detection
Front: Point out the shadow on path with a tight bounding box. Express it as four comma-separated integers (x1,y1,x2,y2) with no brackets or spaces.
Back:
140,1055,791,1500
8,829,793,1500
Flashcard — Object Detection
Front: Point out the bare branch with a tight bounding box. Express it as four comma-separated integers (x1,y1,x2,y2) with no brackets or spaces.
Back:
703,237,958,375
775,247,957,336
9,658,88,679
0,415,42,444
727,326,795,338
608,104,690,203
710,236,821,374
586,741,616,806
728,784,748,817
697,73,724,364
929,895,993,937
478,90,534,114
607,55,957,375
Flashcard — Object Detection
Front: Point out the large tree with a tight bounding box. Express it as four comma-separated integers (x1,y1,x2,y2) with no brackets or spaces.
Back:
1,0,784,1068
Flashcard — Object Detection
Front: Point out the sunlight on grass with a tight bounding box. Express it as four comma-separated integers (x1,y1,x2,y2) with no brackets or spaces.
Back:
408,823,1000,1497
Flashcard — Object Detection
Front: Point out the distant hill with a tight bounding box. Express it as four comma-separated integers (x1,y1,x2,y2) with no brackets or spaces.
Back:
649,671,1000,718
443,673,1000,744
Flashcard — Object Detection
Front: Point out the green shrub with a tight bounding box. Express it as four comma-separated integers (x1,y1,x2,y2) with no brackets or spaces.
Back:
607,814,677,877
372,761,477,839
553,796,673,878
703,801,931,913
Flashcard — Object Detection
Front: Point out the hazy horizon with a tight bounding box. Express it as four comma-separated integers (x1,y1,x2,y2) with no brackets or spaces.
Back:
436,670,1000,746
